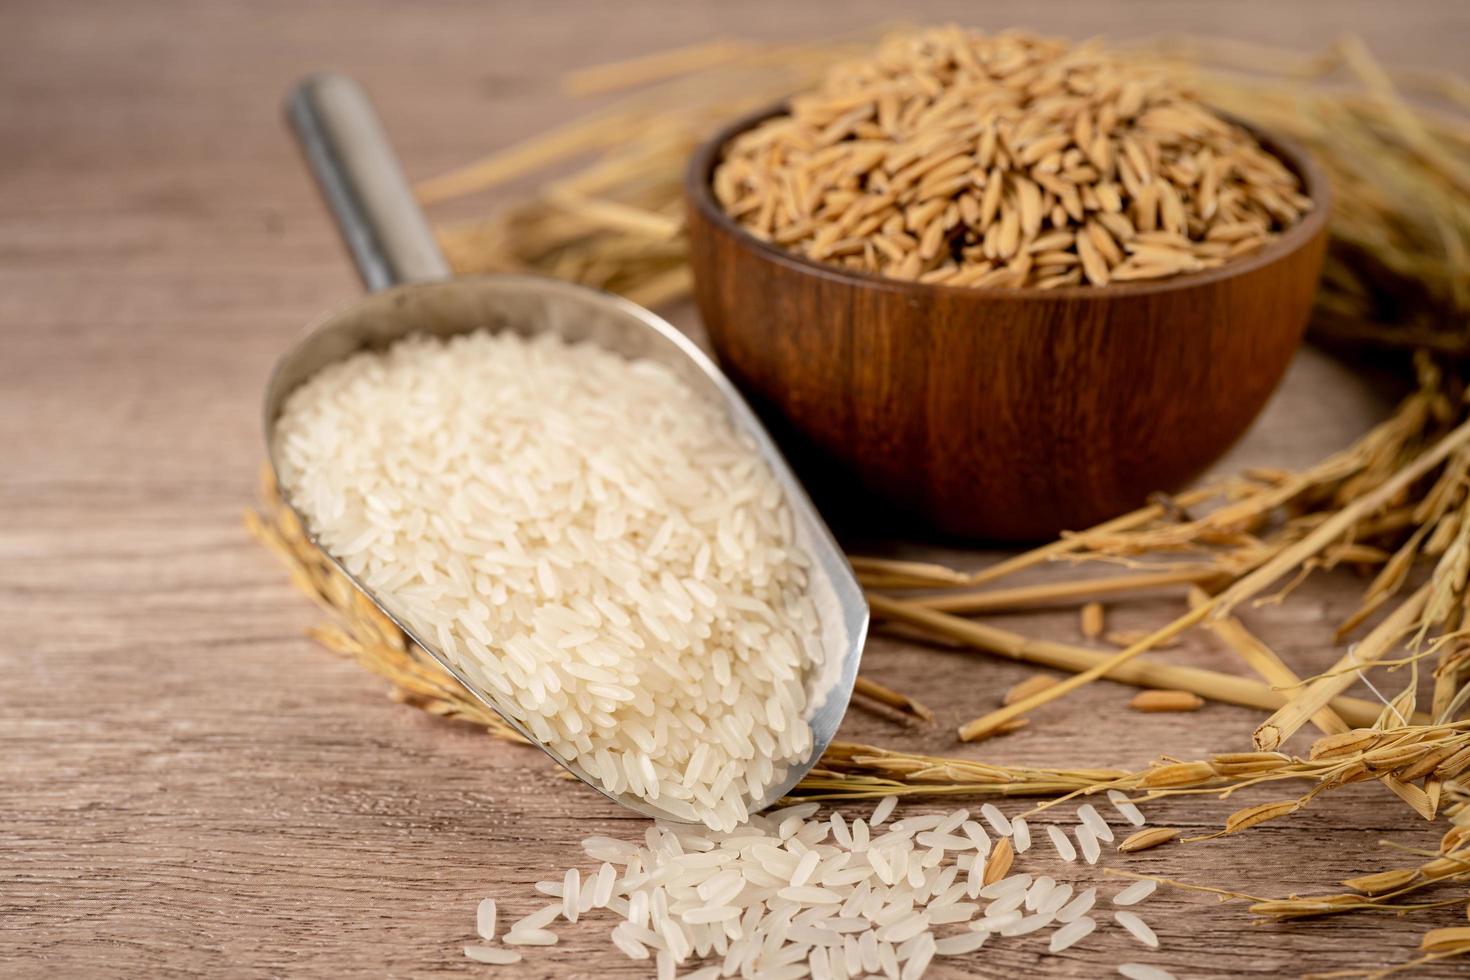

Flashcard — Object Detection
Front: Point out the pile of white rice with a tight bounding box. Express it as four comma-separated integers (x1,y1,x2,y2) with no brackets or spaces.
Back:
464,794,1174,978
274,330,823,830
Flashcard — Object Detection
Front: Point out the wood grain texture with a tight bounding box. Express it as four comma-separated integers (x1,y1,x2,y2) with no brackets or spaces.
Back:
686,109,1330,540
2,1,1468,977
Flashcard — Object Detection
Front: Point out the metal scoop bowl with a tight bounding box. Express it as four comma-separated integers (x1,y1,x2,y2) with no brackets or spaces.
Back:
267,73,869,823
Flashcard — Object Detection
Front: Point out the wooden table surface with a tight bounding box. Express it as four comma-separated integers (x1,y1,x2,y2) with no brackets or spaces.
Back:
5,2,1469,977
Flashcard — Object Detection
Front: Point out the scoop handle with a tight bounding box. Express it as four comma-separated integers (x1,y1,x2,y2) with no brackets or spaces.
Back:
286,73,451,291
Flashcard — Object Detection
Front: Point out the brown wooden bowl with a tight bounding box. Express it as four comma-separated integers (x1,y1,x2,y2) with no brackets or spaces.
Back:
685,106,1330,541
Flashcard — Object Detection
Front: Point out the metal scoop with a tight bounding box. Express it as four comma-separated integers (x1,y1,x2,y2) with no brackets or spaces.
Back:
268,73,868,822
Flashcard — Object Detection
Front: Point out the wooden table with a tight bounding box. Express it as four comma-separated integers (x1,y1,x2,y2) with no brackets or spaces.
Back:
4,2,1467,976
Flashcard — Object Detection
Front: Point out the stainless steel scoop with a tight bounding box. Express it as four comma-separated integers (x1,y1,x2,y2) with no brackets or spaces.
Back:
268,73,868,822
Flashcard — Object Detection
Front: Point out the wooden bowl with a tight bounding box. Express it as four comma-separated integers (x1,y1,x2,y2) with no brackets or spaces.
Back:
685,107,1330,540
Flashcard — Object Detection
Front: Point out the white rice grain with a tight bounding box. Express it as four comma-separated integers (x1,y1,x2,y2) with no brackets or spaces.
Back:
514,904,561,932
1055,887,1096,924
978,873,1032,900
1025,876,1056,912
1038,883,1074,917
1048,915,1097,953
1107,789,1147,826
960,820,991,856
1046,824,1077,862
1115,910,1160,948
999,912,1054,936
935,930,988,956
592,863,617,907
980,804,1012,837
563,868,581,922
275,331,825,833
458,796,1160,975
1010,817,1031,853
1077,804,1114,842
898,933,935,980
1113,880,1158,906
1076,824,1101,865
464,945,522,964
475,898,497,941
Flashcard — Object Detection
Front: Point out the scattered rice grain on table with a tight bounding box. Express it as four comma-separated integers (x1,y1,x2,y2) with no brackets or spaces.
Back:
1113,879,1158,906
461,800,1173,975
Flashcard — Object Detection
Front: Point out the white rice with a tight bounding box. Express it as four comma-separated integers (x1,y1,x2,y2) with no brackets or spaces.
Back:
1077,804,1114,842
593,863,616,906
1115,910,1160,948
899,932,936,979
978,873,1032,900
1113,880,1158,906
871,796,898,826
929,903,979,924
512,904,560,932
1048,915,1097,953
978,908,1022,931
960,820,991,856
1055,887,1097,924
1000,912,1054,936
980,803,1012,837
986,889,1027,917
562,868,580,922
1024,876,1055,911
274,330,825,831
1107,790,1147,827
476,898,496,941
462,800,1166,974
1010,817,1031,853
935,931,988,955
1076,824,1102,865
1119,964,1177,980
1046,824,1077,862
1038,883,1073,917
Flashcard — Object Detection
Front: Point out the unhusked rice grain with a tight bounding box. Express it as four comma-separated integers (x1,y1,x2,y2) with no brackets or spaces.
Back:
274,331,826,831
